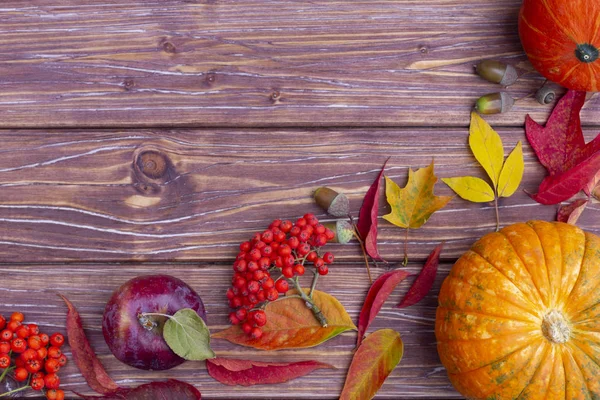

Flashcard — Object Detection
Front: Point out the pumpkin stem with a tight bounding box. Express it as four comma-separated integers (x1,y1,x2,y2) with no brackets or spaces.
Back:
541,310,571,344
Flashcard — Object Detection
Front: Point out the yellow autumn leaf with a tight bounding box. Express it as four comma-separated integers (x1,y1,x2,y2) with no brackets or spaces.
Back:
382,162,452,229
497,141,524,198
469,112,504,189
441,176,495,203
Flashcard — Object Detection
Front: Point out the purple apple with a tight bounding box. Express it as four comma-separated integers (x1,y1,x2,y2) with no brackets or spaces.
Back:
102,274,206,370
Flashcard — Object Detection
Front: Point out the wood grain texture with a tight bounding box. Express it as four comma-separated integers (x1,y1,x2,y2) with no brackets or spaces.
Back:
0,263,461,399
2,0,600,128
0,128,598,263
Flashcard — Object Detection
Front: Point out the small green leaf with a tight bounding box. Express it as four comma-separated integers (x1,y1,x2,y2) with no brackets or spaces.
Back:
163,308,215,361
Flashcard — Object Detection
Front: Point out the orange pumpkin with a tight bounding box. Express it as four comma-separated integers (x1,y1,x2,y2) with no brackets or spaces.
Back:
519,0,600,92
435,221,600,399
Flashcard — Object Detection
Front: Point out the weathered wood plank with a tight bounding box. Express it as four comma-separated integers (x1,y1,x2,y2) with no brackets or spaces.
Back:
0,263,461,398
1,1,599,128
0,128,598,263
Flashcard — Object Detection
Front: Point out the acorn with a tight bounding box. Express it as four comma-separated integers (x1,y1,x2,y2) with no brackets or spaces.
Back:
313,187,349,217
535,81,559,105
322,220,354,244
475,92,515,114
475,60,518,86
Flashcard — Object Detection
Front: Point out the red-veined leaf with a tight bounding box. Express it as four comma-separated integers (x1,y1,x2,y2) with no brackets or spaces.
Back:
397,243,443,308
58,294,120,395
357,159,388,260
76,380,201,399
213,290,356,350
340,329,403,400
356,270,411,347
206,358,334,386
557,199,588,225
529,151,600,205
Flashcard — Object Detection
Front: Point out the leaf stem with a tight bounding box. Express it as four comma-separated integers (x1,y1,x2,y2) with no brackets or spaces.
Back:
0,366,13,384
494,196,500,232
351,224,373,284
292,277,328,327
403,228,409,266
309,270,319,298
0,385,30,398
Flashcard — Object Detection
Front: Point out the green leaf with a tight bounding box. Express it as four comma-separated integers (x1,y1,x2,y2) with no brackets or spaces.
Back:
469,112,505,189
497,141,524,198
163,308,215,361
442,176,495,203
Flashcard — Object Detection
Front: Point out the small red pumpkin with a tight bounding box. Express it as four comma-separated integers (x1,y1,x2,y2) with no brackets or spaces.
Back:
519,0,600,91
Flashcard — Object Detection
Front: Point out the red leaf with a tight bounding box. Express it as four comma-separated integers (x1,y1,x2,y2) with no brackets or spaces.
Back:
397,243,443,308
76,380,201,399
357,159,388,260
557,199,588,224
356,269,411,347
58,294,120,395
206,358,334,386
529,151,600,205
59,294,201,400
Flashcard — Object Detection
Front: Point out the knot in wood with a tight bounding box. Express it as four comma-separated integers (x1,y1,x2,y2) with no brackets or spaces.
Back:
137,150,168,179
123,78,135,90
162,41,176,54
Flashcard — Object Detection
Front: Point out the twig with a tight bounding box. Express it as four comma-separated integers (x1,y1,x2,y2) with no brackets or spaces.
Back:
292,277,328,327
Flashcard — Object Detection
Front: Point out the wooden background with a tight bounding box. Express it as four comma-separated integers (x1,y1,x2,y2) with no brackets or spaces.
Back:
0,1,599,398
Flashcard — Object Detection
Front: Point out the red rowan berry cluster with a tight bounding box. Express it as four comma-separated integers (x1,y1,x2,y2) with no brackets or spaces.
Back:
0,312,66,400
227,213,336,338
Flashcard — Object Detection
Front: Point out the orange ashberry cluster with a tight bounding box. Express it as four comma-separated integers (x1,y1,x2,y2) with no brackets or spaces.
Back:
0,312,66,400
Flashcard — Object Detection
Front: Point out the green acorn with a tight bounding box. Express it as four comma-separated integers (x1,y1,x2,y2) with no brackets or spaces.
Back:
475,92,515,114
322,220,354,244
475,60,518,86
313,187,349,217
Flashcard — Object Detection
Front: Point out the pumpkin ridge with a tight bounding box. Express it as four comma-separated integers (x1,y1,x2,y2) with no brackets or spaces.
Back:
568,338,600,369
526,221,561,309
438,328,540,343
500,229,548,308
519,13,569,48
444,275,541,321
539,0,577,43
562,344,595,399
514,342,551,400
470,243,544,311
438,305,540,326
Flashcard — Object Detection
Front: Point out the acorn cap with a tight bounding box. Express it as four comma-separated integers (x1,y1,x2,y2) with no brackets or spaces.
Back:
475,92,515,115
475,60,518,86
313,187,350,217
322,220,354,244
535,82,560,105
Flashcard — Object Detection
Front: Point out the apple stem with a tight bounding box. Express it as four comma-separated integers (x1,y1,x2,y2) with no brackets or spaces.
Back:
292,277,328,328
138,312,171,330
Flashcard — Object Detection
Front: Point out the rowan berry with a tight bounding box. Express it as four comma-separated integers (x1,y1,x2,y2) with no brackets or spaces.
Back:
233,259,247,273
37,347,48,360
280,220,293,232
293,264,305,276
295,217,307,228
230,296,243,308
323,252,334,264
315,233,328,247
325,228,335,241
44,373,60,390
275,279,289,293
20,348,38,362
247,280,260,293
287,236,299,249
16,325,30,339
10,312,24,323
304,213,319,226
39,333,50,346
248,261,260,273
226,288,235,300
50,333,65,347
27,335,42,350
250,327,263,339
0,315,5,330
14,367,28,382
266,288,279,301
289,226,301,237
296,242,311,256
240,241,251,252
314,224,326,234
249,248,262,261
47,346,62,359
7,320,21,332
57,354,67,367
258,257,271,270
46,389,65,400
31,377,45,391
0,329,12,341
233,276,246,289
270,241,280,254
282,266,294,279
274,256,283,268
11,337,27,353
253,270,265,281
306,251,318,262
229,312,240,325
241,322,252,334
261,230,274,243
256,290,266,302
262,277,275,289
15,357,25,368
26,358,43,374
28,324,39,336
261,245,273,257
0,355,9,368
283,255,295,268
45,358,61,373
318,265,329,276
298,230,311,242
269,219,281,228
314,258,325,268
252,310,267,327
278,244,291,257
0,341,9,354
